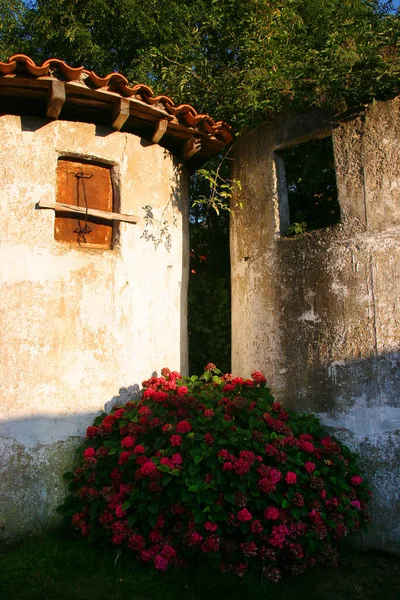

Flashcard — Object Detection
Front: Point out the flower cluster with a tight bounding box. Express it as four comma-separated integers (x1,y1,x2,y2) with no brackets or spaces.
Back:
60,366,371,581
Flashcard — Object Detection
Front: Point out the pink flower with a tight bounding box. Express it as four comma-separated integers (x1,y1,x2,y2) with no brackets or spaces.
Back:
237,508,252,522
170,435,182,447
83,447,95,459
350,475,363,486
223,462,233,471
121,436,135,448
304,462,316,474
171,453,182,465
133,444,145,454
351,500,361,509
154,555,169,571
264,506,280,520
176,420,191,434
141,460,158,476
115,505,126,518
285,472,297,484
205,521,217,532
241,541,258,557
251,519,264,533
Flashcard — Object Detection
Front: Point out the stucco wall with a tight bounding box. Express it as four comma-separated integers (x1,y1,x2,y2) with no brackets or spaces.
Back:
231,97,400,553
0,115,189,538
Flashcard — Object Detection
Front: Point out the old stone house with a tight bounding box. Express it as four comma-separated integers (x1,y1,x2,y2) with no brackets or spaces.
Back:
1,54,399,554
0,54,231,538
231,97,400,552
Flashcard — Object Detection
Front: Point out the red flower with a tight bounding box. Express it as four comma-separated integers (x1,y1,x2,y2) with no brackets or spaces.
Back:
222,384,235,393
86,426,99,439
251,371,266,384
121,436,135,448
177,386,189,396
83,447,95,459
141,460,158,476
176,420,191,434
285,472,297,484
113,409,124,418
204,363,216,371
162,423,173,432
237,508,252,522
204,433,214,445
304,461,316,474
170,435,182,447
204,409,214,417
138,406,152,416
205,521,217,532
133,445,145,454
350,475,363,486
118,451,133,465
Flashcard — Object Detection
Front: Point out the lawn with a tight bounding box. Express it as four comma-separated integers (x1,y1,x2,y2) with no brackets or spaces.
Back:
0,530,399,600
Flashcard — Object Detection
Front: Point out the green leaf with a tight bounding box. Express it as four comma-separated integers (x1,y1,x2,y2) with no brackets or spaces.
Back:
158,464,171,473
122,500,132,511
128,513,137,527
282,499,290,509
194,455,203,465
148,502,159,514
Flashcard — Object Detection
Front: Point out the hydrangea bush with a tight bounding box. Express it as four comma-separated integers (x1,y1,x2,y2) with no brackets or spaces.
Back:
60,365,371,581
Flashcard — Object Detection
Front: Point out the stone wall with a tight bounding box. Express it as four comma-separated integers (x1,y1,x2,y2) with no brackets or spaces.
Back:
231,97,400,553
0,115,189,538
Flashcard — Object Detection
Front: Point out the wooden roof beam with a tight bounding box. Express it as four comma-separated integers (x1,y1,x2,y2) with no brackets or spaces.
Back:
112,97,130,131
182,137,201,162
46,80,66,120
152,118,169,144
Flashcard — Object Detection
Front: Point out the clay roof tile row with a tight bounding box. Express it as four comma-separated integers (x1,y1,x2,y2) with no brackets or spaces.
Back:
0,54,233,143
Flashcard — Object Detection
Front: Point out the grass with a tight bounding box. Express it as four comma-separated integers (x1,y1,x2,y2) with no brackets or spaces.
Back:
0,530,399,600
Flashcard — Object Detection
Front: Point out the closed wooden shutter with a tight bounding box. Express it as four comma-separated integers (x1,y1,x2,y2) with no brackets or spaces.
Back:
55,159,114,248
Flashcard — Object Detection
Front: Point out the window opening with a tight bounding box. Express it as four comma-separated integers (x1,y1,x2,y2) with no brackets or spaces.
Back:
277,136,340,235
55,158,114,248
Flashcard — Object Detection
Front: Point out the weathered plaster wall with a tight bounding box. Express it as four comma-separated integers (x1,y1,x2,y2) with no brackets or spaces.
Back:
231,97,400,552
0,115,189,538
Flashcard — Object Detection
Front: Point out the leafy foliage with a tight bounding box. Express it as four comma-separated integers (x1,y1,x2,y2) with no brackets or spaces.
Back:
2,1,399,133
1,1,399,372
60,366,371,581
281,137,340,235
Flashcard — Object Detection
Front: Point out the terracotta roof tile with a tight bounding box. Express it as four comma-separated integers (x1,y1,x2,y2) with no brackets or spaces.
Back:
0,54,233,144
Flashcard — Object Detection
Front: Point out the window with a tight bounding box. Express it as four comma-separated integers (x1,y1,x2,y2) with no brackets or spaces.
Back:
55,158,114,248
276,136,340,235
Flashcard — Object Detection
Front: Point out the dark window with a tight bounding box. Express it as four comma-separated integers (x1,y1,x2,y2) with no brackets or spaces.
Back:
277,136,340,235
55,159,114,248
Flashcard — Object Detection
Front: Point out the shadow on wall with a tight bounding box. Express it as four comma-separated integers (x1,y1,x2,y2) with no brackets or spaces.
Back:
0,381,147,540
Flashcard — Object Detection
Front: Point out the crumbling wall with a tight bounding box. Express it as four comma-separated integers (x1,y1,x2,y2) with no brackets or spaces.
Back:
0,115,189,538
231,97,400,552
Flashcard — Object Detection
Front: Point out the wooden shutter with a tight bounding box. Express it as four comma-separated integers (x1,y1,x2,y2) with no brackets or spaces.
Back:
55,159,113,248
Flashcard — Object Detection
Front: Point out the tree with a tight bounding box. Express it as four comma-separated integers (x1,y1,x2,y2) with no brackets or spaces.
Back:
1,0,399,371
